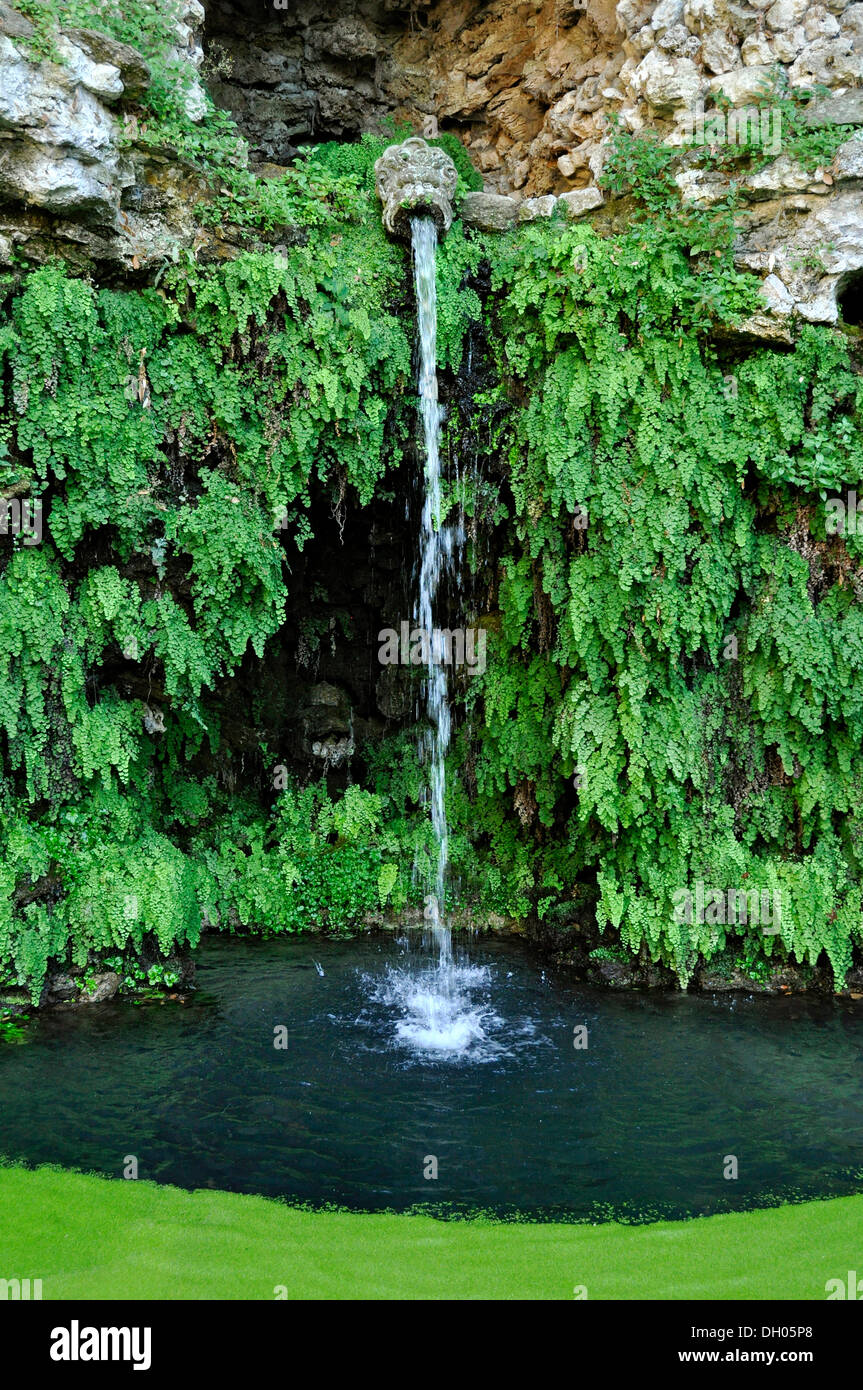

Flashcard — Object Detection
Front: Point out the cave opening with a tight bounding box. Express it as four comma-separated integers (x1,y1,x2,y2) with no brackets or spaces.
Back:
837,270,863,328
201,0,429,166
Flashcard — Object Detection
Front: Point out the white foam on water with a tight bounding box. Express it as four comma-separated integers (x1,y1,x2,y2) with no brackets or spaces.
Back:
364,962,516,1062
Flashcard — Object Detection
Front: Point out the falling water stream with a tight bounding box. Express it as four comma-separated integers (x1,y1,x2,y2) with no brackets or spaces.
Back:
413,214,451,968
372,215,490,1057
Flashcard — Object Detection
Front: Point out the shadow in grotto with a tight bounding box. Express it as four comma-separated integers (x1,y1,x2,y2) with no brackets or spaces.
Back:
200,465,421,798
202,0,425,164
837,270,863,328
184,250,505,803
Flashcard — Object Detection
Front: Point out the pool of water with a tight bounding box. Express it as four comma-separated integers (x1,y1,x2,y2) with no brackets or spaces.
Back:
2,934,863,1220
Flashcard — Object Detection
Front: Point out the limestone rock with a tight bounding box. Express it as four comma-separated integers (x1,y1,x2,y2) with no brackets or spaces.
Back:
764,0,809,30
701,32,741,72
770,26,807,60
797,288,840,322
317,16,379,61
0,34,130,217
559,185,604,215
167,0,207,122
0,145,130,216
547,89,585,142
744,154,819,199
0,35,116,155
518,194,558,220
42,972,80,1004
741,33,775,64
805,89,863,124
803,6,841,40
788,36,862,85
761,272,795,314
624,22,658,60
81,971,120,1005
630,50,706,110
676,167,732,204
55,32,125,103
709,63,777,104
842,3,863,40
658,23,702,56
651,0,687,36
717,311,796,344
459,190,519,230
684,0,760,38
736,186,863,323
0,1,33,40
616,0,659,36
833,132,863,178
809,189,863,278
300,682,354,767
63,28,152,101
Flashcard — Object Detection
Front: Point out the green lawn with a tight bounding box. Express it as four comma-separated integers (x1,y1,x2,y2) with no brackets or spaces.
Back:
0,1164,859,1300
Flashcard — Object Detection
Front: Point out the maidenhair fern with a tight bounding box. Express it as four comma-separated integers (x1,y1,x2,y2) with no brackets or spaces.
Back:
1,110,862,999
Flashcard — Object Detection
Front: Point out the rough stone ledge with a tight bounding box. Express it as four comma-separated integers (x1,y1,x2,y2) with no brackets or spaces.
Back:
459,190,520,231
460,184,603,230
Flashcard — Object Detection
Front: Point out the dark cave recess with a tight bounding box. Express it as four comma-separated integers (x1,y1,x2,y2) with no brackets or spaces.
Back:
202,0,435,163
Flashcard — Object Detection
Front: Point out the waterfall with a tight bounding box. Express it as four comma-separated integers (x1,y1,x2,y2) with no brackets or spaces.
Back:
367,176,492,1058
411,214,452,973
364,212,495,1058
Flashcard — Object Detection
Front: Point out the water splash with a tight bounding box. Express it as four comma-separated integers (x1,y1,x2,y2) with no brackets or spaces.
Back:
371,963,499,1058
357,959,548,1065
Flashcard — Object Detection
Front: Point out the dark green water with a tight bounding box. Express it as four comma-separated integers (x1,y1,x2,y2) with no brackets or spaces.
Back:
2,934,863,1221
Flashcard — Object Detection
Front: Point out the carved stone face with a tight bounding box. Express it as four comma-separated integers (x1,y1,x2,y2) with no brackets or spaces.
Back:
374,137,459,240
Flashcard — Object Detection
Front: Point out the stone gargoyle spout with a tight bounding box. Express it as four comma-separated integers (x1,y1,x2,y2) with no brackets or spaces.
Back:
374,136,458,241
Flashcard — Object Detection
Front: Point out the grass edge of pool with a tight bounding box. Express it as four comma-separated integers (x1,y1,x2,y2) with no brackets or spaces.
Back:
0,1163,858,1300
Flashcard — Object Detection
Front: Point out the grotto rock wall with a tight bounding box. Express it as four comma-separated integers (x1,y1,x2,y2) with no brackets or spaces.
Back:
202,0,863,199
0,0,229,274
202,0,625,194
0,0,861,327
203,0,863,327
